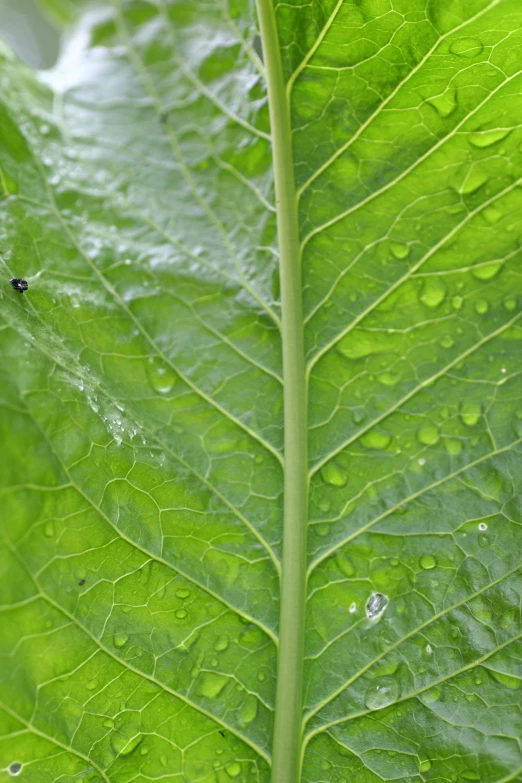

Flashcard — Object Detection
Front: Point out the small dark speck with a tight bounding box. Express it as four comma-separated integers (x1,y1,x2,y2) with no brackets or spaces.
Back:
10,278,28,293
78,579,86,586
218,731,225,737
159,111,169,124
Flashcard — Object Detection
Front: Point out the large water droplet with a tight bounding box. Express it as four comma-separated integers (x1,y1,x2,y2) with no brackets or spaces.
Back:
417,424,440,446
321,461,348,488
470,129,510,148
147,358,176,394
472,262,502,281
113,633,129,648
196,672,228,699
449,37,483,58
420,760,432,772
488,669,521,690
364,677,400,710
112,733,143,757
420,554,437,570
428,89,457,118
238,695,257,726
366,591,388,621
361,431,391,450
226,763,242,778
460,402,481,427
420,279,446,308
391,242,409,259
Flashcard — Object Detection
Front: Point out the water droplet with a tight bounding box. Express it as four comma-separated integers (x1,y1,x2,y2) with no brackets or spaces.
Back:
420,278,446,308
175,609,187,619
418,457,426,466
140,746,149,756
377,371,401,386
336,552,355,578
352,408,366,424
420,554,436,570
8,763,22,777
504,296,517,312
391,242,409,259
474,299,489,315
469,129,510,147
461,772,480,781
147,358,176,394
318,499,330,512
460,402,481,427
86,678,99,691
321,461,348,488
478,534,490,548
478,522,488,531
113,633,128,648
44,521,55,538
472,262,502,281
417,424,440,446
460,168,488,195
214,635,229,652
361,431,391,450
420,760,432,772
103,718,115,728
364,677,400,710
428,89,457,118
500,609,516,628
349,602,357,613
451,295,463,310
257,671,266,681
238,695,257,726
484,206,502,225
211,657,218,667
366,592,388,621
445,437,462,455
449,37,483,58
196,672,228,698
440,335,454,348
226,763,242,778
175,589,190,599
488,668,522,689
112,733,143,756
426,644,433,654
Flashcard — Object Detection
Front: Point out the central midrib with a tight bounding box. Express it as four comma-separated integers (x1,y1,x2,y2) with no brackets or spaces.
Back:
255,2,308,782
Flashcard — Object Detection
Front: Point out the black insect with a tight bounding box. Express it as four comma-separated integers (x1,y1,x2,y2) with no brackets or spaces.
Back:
10,278,28,293
78,579,86,586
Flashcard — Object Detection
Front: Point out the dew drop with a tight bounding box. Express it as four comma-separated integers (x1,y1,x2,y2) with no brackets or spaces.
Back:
86,678,99,691
365,591,388,621
469,128,510,148
112,733,143,757
349,602,357,614
147,358,176,394
420,278,446,308
364,677,399,710
427,89,457,118
226,763,242,778
420,554,437,570
321,461,348,488
103,718,115,729
449,37,483,58
417,424,440,446
504,296,517,312
460,169,488,195
175,609,187,619
336,552,355,578
352,407,366,424
484,206,502,225
472,262,502,281
44,521,55,538
175,589,190,599
214,635,229,652
460,402,481,427
360,431,391,450
440,335,454,348
391,242,409,259
445,437,462,455
238,695,257,726
8,763,22,777
420,760,432,772
451,295,463,310
478,534,490,548
196,672,228,698
113,633,129,648
474,299,489,315
318,499,331,512
257,671,266,681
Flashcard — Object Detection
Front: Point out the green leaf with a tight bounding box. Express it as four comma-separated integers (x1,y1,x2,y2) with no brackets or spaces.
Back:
1,2,522,782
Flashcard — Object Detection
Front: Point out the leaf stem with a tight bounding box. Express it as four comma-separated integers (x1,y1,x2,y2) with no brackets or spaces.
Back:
255,2,308,780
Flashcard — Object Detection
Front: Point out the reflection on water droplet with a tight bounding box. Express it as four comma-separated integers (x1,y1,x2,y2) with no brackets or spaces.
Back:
420,554,436,570
8,763,22,777
420,279,446,308
361,431,391,450
44,521,55,538
417,424,440,446
472,262,502,281
147,358,176,394
449,37,483,57
478,522,488,531
321,461,348,488
113,633,128,648
460,402,481,427
474,299,489,315
364,677,400,710
366,591,388,621
391,242,409,259
226,763,242,778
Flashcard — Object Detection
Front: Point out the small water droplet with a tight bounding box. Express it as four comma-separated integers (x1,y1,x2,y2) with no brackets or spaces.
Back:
349,602,357,613
472,262,502,281
112,733,143,756
420,278,446,308
365,592,388,621
440,335,454,348
238,695,257,726
420,554,437,570
8,763,22,777
428,89,457,118
175,609,187,619
445,438,462,455
391,242,409,259
86,678,99,691
214,635,229,652
469,129,510,148
417,424,440,446
336,552,355,578
196,672,228,699
449,37,483,58
451,295,463,310
226,762,242,778
478,522,488,531
44,521,55,538
460,402,481,427
475,298,489,315
420,759,432,772
175,589,190,599
147,358,176,394
460,168,488,195
113,633,129,648
257,671,266,681
321,461,348,488
364,677,400,710
478,534,490,548
504,296,517,311
103,718,115,728
484,206,502,225
360,431,391,450
418,457,426,466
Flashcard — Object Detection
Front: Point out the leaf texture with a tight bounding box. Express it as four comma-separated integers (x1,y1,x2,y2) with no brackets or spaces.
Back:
1,1,522,782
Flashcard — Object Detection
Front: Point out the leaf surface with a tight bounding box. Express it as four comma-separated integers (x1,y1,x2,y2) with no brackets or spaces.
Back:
1,1,522,782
